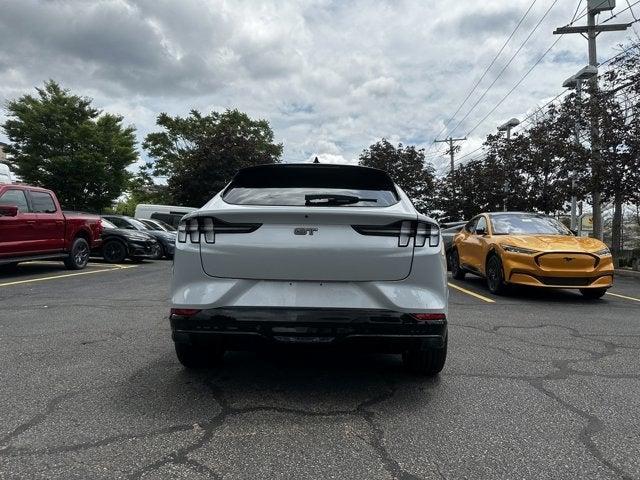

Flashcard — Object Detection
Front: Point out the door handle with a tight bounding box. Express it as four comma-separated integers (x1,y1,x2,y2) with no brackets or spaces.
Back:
26,220,36,224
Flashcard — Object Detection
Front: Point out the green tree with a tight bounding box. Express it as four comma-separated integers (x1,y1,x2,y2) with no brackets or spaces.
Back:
358,139,436,213
2,80,137,211
142,109,283,207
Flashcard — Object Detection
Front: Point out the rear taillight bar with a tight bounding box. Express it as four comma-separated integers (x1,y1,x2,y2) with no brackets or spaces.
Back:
352,220,439,247
170,308,201,317
177,217,262,244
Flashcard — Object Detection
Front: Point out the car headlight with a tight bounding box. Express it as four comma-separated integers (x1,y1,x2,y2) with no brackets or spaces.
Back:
594,247,611,257
501,244,539,254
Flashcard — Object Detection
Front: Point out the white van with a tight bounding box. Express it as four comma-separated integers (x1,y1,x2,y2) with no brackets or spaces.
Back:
134,204,197,228
0,163,12,184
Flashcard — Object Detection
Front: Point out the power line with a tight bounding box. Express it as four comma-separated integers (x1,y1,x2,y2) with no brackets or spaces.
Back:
470,38,638,139
600,0,640,23
564,0,617,25
431,0,539,145
444,0,560,138
571,0,584,23
466,35,564,137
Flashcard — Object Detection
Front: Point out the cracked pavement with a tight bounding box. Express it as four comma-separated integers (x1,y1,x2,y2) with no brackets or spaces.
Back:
0,261,639,479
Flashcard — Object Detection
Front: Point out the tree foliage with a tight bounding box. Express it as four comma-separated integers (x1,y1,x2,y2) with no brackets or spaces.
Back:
142,109,283,207
432,41,640,261
358,139,436,213
2,80,137,211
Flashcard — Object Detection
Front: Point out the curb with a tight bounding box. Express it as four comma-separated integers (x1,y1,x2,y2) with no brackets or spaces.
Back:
615,269,640,279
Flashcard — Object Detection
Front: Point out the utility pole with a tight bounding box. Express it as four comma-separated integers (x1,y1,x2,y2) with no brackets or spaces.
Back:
554,0,630,240
433,136,467,174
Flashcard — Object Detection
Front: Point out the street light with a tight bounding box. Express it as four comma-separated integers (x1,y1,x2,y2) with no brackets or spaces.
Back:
497,117,520,211
497,117,521,140
563,65,598,231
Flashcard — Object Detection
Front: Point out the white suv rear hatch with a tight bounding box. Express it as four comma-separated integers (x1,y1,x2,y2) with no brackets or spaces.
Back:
195,164,417,282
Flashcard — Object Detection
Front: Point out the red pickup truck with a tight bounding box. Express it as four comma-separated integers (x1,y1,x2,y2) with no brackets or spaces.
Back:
0,184,103,270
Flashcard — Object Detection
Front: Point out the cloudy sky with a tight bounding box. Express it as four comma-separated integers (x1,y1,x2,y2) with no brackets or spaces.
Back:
1,0,638,174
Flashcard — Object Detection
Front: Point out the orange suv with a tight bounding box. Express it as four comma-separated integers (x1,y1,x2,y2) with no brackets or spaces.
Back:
449,212,614,298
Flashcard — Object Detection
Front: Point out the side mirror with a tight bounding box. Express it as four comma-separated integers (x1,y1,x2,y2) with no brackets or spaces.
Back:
0,204,19,217
475,227,486,236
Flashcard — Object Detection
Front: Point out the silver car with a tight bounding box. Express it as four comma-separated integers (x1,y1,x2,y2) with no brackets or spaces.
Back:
170,164,448,375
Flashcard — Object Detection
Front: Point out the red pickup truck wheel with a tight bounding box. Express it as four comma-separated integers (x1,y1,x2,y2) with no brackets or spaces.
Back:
64,238,90,270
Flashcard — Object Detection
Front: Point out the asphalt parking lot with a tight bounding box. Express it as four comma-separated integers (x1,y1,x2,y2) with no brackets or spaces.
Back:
0,261,639,480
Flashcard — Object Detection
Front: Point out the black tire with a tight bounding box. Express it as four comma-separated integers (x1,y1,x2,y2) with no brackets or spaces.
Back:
450,248,466,280
102,240,128,263
0,262,19,273
403,338,447,376
64,237,90,270
150,243,163,260
486,254,507,295
175,342,225,369
580,288,607,299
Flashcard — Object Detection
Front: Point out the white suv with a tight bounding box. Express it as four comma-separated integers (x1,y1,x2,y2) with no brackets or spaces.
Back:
170,164,448,375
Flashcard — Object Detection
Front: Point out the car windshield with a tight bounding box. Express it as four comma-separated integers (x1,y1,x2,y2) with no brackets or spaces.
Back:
101,219,117,229
140,219,163,231
152,219,176,231
490,214,572,235
127,218,149,230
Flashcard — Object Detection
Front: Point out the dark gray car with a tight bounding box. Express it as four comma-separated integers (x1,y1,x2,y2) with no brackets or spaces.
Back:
442,224,465,270
102,215,176,259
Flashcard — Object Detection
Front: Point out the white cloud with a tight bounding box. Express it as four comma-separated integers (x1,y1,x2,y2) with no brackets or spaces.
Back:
0,0,636,176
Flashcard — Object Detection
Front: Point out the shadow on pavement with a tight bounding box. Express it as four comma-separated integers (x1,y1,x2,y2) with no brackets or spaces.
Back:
121,349,436,416
456,275,610,304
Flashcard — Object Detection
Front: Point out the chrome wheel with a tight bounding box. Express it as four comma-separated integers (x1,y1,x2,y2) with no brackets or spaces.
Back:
74,243,89,267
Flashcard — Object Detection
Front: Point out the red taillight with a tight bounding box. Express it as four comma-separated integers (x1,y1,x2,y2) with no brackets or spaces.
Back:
170,308,201,317
412,313,446,321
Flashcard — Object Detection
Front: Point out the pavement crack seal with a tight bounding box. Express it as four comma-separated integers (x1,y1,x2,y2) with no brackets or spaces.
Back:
0,391,78,450
125,378,425,480
527,377,635,480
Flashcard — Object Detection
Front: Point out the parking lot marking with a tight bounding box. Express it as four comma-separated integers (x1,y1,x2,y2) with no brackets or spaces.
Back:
606,292,640,303
448,282,496,303
0,266,137,288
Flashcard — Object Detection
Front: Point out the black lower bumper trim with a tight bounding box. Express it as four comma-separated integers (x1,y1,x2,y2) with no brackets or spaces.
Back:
171,307,447,352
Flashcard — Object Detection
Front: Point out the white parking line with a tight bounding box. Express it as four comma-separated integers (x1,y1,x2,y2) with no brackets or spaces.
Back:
0,266,137,288
448,282,496,303
606,292,640,303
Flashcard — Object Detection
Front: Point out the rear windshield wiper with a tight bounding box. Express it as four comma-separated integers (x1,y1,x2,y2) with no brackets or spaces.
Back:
305,194,378,206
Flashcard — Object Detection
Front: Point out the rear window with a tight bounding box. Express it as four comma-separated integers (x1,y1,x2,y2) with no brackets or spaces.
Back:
223,165,399,207
30,191,57,213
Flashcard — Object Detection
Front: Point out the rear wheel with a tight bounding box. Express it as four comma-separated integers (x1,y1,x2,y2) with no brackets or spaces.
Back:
64,238,90,270
403,338,447,376
103,240,127,263
450,249,465,280
486,254,507,295
580,288,607,299
175,342,225,369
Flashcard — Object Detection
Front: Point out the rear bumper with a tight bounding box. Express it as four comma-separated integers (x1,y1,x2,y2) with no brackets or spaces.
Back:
171,307,447,352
